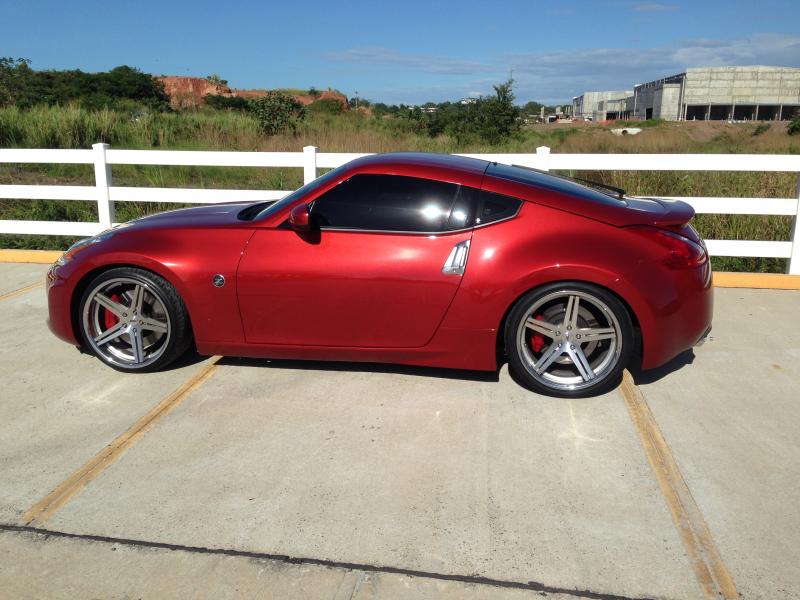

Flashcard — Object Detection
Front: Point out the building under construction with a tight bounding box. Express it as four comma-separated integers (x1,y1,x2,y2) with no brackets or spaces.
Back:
572,66,800,122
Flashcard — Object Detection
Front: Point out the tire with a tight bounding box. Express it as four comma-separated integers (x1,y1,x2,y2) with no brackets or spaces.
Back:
78,267,192,372
504,282,634,398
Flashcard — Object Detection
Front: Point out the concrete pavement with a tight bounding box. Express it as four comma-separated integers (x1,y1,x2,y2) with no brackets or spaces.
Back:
1,263,798,600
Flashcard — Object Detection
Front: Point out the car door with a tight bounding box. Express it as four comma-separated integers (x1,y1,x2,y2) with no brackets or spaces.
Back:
237,174,476,348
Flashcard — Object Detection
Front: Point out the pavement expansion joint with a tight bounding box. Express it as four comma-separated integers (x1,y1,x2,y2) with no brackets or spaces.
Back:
0,523,659,600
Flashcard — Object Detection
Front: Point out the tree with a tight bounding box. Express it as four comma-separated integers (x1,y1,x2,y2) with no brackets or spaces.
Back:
248,92,305,135
206,74,228,87
446,79,521,144
0,59,169,110
522,100,545,115
0,57,35,107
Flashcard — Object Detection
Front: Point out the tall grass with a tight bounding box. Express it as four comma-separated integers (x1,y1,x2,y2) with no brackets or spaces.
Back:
1,105,799,271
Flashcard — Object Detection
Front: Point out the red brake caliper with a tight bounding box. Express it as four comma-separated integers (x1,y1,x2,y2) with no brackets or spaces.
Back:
103,294,121,329
530,314,546,352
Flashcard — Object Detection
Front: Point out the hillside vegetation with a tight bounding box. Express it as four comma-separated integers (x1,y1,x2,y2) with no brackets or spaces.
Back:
1,60,799,272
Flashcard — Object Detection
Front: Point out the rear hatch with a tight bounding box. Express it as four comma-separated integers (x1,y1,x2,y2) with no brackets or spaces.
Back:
484,163,696,229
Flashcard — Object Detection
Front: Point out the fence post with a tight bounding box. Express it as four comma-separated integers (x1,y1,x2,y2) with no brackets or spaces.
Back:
92,143,114,228
788,173,800,275
303,145,318,184
536,146,551,171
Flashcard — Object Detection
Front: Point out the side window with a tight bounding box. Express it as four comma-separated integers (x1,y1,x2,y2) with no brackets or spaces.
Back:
476,191,522,225
311,174,473,232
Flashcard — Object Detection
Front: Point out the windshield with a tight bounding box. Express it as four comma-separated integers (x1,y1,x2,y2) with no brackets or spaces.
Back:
246,165,349,221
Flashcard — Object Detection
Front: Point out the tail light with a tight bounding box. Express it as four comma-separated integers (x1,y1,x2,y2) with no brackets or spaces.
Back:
629,225,708,269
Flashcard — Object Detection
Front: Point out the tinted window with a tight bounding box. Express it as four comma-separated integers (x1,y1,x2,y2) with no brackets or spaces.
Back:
476,191,522,225
311,174,473,232
487,163,626,207
250,165,348,221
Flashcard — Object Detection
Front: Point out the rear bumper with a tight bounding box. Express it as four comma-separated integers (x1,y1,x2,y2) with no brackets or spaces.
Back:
694,325,712,347
631,260,713,370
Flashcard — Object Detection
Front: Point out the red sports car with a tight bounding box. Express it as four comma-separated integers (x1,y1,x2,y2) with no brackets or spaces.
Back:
47,153,712,397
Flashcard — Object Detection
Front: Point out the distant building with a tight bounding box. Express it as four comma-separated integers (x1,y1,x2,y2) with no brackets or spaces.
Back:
572,90,633,121
459,97,478,105
573,66,800,122
633,66,800,121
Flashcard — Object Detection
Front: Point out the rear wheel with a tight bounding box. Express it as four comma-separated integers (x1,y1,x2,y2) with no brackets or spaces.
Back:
505,282,633,398
78,267,192,372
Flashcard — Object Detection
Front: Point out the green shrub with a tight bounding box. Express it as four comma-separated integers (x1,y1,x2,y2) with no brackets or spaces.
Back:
752,123,770,136
205,94,248,111
247,92,305,136
788,114,800,135
307,98,344,115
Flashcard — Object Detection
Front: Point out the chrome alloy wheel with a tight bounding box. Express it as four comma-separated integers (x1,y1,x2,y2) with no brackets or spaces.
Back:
82,277,171,369
516,290,622,392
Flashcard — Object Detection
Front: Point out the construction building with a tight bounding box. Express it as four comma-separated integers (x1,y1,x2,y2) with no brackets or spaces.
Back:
572,90,632,121
572,66,800,122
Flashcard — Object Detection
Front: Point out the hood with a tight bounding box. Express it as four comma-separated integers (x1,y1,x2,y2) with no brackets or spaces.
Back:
126,202,265,230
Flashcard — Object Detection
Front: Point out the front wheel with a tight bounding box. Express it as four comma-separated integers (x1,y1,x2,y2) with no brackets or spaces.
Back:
505,282,634,398
78,267,192,372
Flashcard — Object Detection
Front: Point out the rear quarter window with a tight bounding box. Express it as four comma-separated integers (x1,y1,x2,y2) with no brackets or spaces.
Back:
476,191,522,225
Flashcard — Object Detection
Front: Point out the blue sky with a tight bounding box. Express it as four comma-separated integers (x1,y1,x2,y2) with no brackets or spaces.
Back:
2,0,799,104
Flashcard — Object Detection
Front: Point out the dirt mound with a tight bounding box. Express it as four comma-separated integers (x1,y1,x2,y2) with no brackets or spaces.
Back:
158,77,349,111
158,76,231,109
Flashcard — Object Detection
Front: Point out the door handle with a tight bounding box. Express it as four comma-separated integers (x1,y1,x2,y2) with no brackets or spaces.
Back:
442,240,470,275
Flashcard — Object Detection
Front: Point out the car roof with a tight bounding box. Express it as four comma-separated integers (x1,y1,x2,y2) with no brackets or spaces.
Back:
345,152,490,178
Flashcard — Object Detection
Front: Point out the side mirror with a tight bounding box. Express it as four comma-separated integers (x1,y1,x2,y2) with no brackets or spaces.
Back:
289,203,311,232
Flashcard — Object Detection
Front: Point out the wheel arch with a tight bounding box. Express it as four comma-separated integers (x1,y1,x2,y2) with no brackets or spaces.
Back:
494,277,642,368
69,262,195,349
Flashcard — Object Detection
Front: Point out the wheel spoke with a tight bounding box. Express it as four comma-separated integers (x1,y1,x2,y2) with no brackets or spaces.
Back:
94,293,126,318
564,295,580,329
524,317,558,338
577,327,616,342
129,327,145,364
138,316,168,334
567,345,595,381
534,341,564,374
131,284,144,314
94,321,126,346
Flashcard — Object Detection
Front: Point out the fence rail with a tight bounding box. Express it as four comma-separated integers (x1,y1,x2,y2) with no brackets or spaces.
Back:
1,144,799,273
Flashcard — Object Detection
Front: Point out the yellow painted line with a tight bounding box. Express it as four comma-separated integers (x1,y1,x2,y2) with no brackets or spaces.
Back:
0,281,43,301
23,357,221,526
620,372,738,599
713,271,800,290
0,249,62,264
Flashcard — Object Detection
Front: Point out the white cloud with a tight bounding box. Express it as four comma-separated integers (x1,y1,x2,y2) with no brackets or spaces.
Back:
323,34,800,104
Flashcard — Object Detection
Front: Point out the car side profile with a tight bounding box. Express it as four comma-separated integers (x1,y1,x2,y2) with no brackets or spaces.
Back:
46,152,712,397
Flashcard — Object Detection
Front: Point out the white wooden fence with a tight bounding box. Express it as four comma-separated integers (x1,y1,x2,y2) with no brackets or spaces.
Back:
1,144,799,274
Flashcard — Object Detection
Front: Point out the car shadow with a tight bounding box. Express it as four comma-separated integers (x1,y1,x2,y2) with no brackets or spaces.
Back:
629,349,695,385
168,348,214,370
216,356,501,383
